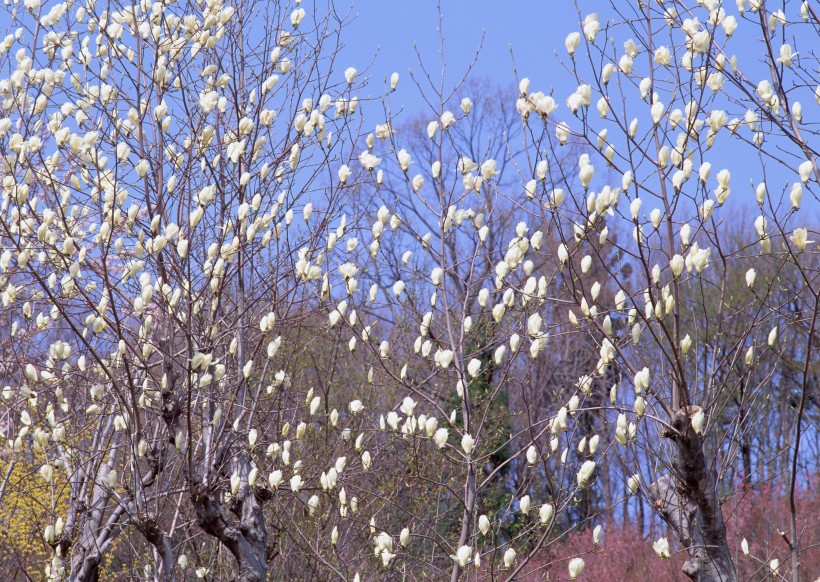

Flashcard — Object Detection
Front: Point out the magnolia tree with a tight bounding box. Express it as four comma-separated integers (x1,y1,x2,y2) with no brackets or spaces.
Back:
0,0,818,580
0,0,376,578
544,2,819,580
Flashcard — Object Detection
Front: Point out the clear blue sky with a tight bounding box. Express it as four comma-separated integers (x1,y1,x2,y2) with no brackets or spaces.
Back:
341,0,580,111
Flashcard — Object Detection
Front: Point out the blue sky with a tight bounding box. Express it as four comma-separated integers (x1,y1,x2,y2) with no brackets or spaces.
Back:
341,0,580,113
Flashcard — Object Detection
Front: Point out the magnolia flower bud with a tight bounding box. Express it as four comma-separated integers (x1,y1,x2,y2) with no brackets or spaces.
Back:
691,408,705,435
630,198,641,220
778,44,793,67
516,492,531,515
565,32,581,55
651,101,664,125
39,464,54,483
790,182,802,209
230,472,241,496
307,495,319,515
597,97,609,119
556,122,570,144
681,334,692,355
434,427,449,448
746,268,756,289
43,524,55,544
755,182,767,205
461,433,475,455
290,474,304,492
768,326,778,347
269,470,283,489
799,160,813,184
436,349,454,369
478,514,490,535
583,13,599,41
290,7,305,27
135,159,150,178
579,164,594,188
653,537,671,559
539,503,554,525
577,460,596,486
670,254,684,277
589,434,600,454
655,46,671,66
503,547,517,569
792,101,802,123
627,474,640,494
569,557,585,579
454,546,472,567
338,164,351,184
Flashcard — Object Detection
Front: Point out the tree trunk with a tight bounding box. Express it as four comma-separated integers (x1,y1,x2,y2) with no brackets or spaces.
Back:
144,525,177,582
650,412,736,582
741,436,752,488
192,480,268,582
69,551,101,582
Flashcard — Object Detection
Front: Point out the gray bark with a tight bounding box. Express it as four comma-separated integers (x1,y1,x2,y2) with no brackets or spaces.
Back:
65,503,124,582
191,477,268,582
144,524,177,582
64,417,122,582
69,553,101,582
650,412,736,582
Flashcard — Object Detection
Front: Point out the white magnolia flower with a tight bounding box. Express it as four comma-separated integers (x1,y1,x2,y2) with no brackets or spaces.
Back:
290,8,305,27
461,433,475,455
790,228,813,251
358,151,381,171
653,537,671,559
691,408,705,435
539,503,554,525
453,545,472,567
479,514,490,535
577,460,596,486
433,427,449,448
745,268,756,289
569,557,585,579
503,547,516,568
565,32,581,55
